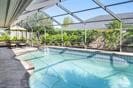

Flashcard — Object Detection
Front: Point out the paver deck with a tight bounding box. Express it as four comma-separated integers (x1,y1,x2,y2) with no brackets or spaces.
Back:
0,48,30,88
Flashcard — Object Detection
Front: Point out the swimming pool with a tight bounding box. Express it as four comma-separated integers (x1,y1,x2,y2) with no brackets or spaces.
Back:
17,47,133,88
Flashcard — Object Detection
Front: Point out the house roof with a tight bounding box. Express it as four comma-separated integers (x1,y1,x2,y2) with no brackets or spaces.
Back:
68,12,133,30
86,12,133,22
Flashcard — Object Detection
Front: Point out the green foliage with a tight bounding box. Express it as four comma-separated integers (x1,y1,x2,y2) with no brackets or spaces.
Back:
104,30,120,50
107,20,121,29
19,12,53,33
0,33,27,42
123,29,133,39
123,28,133,45
64,41,71,46
39,29,122,50
63,16,73,27
86,30,101,43
0,33,10,41
11,36,18,41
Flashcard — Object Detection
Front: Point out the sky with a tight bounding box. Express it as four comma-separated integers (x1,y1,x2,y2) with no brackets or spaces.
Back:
42,0,133,24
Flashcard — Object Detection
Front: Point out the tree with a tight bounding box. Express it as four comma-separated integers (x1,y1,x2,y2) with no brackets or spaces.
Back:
63,16,73,27
107,20,121,29
18,12,53,34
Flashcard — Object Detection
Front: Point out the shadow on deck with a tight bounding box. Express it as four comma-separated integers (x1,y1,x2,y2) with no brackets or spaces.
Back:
0,47,30,88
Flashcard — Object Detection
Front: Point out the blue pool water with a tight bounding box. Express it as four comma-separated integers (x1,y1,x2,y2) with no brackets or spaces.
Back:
17,48,133,88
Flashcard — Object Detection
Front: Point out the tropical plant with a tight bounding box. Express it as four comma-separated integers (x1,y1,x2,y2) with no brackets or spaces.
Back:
104,30,120,50
107,20,121,29
86,30,100,44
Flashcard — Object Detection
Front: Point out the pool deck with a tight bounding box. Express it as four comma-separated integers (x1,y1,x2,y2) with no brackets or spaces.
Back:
12,47,37,56
0,47,37,88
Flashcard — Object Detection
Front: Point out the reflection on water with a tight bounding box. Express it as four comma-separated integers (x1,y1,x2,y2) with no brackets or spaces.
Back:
110,75,131,88
44,48,50,55
31,67,110,88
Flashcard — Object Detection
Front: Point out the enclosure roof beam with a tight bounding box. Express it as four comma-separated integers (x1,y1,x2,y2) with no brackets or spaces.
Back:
22,0,65,15
56,3,84,23
39,10,61,25
35,0,133,22
17,0,133,26
22,0,132,17
92,0,122,22
20,0,132,23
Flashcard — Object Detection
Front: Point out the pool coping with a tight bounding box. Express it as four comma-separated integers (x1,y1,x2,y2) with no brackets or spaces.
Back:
47,46,133,57
20,60,35,74
12,47,37,75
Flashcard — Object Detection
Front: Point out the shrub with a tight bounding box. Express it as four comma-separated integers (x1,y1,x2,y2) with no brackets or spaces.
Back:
36,29,123,50
0,33,10,41
104,30,120,50
11,36,17,41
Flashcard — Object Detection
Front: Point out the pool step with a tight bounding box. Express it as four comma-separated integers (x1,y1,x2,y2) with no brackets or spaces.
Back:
20,60,35,74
